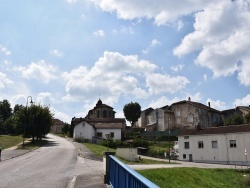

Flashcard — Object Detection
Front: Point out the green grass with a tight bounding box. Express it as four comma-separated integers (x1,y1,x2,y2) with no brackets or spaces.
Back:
0,135,23,149
138,168,250,188
83,143,116,157
82,142,172,165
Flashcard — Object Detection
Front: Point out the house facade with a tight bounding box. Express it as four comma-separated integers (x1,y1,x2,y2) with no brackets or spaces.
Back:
171,98,224,129
51,118,64,134
72,99,126,142
137,98,223,131
178,124,250,165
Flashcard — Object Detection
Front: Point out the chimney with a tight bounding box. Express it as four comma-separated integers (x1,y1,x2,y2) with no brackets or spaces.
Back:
208,102,210,108
188,97,191,102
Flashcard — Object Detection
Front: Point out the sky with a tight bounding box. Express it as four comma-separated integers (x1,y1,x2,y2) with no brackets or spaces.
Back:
1,0,250,124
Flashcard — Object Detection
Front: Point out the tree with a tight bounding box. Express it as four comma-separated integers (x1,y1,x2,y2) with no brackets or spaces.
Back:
28,104,53,141
224,113,244,125
13,104,24,116
0,99,12,134
245,112,250,123
123,102,141,127
62,123,70,134
0,99,12,122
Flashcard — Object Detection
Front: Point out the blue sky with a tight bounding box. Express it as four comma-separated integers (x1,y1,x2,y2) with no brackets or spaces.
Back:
1,0,250,123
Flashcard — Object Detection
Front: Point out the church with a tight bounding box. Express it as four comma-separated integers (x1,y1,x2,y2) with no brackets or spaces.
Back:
71,99,126,142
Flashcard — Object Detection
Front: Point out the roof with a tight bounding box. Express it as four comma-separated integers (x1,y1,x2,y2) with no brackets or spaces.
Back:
178,124,250,136
72,117,126,129
52,118,64,125
94,122,124,129
141,107,154,116
171,100,221,113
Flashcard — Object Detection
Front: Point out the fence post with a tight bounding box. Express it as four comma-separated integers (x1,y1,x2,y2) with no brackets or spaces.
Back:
103,151,115,184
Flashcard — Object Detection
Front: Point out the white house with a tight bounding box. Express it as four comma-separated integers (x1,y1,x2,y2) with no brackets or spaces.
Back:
72,99,126,142
73,118,125,141
73,121,95,141
178,124,250,165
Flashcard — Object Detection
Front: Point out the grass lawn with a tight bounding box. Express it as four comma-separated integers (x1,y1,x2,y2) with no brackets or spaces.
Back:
138,168,250,188
82,142,171,165
82,142,115,157
0,135,23,149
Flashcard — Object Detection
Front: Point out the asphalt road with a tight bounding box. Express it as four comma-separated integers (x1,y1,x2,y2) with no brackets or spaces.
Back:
0,134,105,188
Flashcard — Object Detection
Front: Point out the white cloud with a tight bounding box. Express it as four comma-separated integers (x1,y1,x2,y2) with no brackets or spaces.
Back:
63,51,157,101
206,98,226,110
234,94,250,107
66,0,77,4
93,30,105,37
173,1,250,85
0,44,11,56
142,39,161,54
15,60,57,84
132,88,148,99
238,56,250,86
146,73,189,94
203,74,207,81
177,20,184,30
185,92,202,102
90,0,218,25
49,49,63,57
149,96,180,109
37,92,55,105
120,26,134,34
171,64,184,72
0,72,13,89
150,39,161,47
51,107,71,123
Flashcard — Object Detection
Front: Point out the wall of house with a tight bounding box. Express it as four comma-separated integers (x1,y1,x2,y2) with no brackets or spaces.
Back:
116,148,138,161
171,103,223,129
178,132,250,165
88,107,115,119
172,103,202,129
96,128,121,140
51,125,63,133
73,122,95,141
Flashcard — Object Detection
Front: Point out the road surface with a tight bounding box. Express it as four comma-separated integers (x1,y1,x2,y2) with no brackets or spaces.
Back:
0,134,105,188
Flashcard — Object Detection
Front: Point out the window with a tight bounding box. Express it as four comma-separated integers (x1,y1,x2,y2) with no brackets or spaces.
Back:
212,141,218,148
184,136,189,139
103,110,107,118
198,141,204,148
189,114,194,123
110,132,114,138
97,132,102,137
230,140,236,148
184,142,189,149
176,109,180,116
183,154,186,159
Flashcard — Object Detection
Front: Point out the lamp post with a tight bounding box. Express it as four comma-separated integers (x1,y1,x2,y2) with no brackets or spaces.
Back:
168,117,171,163
105,133,110,151
23,96,33,148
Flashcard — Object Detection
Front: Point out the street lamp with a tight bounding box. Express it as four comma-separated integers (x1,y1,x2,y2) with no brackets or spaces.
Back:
23,96,33,148
168,117,171,163
105,133,110,151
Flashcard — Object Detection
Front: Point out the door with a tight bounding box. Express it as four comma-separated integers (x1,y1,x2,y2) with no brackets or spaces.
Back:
189,154,193,162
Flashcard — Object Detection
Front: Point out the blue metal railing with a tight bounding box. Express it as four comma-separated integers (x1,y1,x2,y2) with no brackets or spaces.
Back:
108,155,159,188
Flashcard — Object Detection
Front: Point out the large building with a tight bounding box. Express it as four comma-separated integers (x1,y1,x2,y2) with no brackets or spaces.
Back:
51,118,64,134
178,124,250,165
72,99,126,142
137,98,224,131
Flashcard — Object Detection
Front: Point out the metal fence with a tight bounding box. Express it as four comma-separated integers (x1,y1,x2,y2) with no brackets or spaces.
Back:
108,155,159,188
